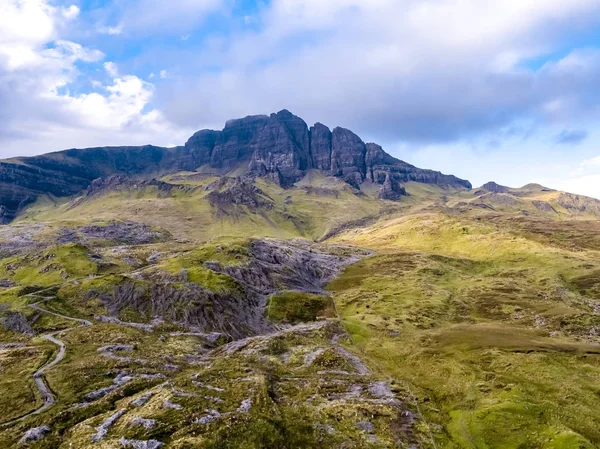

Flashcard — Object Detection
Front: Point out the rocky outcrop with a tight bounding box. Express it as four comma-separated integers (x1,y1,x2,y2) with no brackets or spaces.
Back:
185,110,471,195
480,182,509,194
0,110,472,221
557,193,600,217
57,220,171,246
206,178,275,214
1,311,33,335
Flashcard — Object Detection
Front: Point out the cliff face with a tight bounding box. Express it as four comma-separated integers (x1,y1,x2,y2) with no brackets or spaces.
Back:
184,110,472,192
0,110,471,222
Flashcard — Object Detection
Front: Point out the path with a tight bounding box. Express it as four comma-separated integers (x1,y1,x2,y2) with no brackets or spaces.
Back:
0,293,91,427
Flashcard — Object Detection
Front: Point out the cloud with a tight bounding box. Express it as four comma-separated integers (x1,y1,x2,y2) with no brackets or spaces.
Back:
0,0,191,157
157,0,600,143
61,5,79,20
98,23,123,36
104,61,119,77
99,0,225,35
554,155,600,198
555,129,588,145
582,156,600,167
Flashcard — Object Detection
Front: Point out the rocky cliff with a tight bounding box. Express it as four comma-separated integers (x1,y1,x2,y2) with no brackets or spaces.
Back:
0,110,471,222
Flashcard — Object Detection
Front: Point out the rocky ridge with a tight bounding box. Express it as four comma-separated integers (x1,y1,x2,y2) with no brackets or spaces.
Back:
0,110,471,223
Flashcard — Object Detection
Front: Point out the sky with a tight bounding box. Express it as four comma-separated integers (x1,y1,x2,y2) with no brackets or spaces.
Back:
1,0,600,198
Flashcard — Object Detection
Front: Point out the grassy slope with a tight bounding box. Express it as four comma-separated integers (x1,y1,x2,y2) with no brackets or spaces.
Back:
16,171,400,241
5,173,600,447
330,213,600,448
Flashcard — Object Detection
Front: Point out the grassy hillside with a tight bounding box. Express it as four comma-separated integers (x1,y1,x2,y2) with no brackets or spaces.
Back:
16,171,407,241
329,212,600,448
3,170,600,448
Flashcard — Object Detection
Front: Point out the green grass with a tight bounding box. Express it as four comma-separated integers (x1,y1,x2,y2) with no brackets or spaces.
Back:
16,174,397,241
0,342,55,421
330,213,600,448
267,291,334,323
0,243,97,287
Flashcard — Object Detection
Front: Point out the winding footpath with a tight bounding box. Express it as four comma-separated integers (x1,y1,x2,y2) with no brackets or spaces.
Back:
0,293,91,427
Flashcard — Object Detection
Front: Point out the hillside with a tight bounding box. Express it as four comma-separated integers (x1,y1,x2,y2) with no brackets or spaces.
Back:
1,111,600,448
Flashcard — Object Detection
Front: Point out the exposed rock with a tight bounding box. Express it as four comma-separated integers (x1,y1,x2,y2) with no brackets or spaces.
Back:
19,426,51,444
130,417,157,429
368,381,395,399
57,220,171,246
379,173,407,200
92,409,126,442
331,127,367,184
94,316,154,332
532,200,557,213
131,392,154,407
557,193,600,216
195,409,222,424
207,178,274,213
249,110,311,186
1,311,33,335
313,423,335,435
209,114,270,170
120,437,164,449
0,223,47,257
237,398,253,413
0,280,15,288
355,421,375,433
162,400,183,410
0,343,27,349
84,372,135,401
475,192,521,207
481,181,509,193
97,344,135,353
192,380,225,392
310,123,333,170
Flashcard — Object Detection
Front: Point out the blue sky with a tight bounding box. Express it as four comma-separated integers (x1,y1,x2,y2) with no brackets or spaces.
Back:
1,0,600,198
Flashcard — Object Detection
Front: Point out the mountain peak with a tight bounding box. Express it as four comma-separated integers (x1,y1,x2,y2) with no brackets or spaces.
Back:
481,181,509,193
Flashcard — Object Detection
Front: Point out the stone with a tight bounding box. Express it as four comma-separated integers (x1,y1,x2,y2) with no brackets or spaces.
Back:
331,127,367,180
355,421,375,433
1,311,33,335
19,426,51,444
130,417,157,429
310,123,333,170
120,437,164,449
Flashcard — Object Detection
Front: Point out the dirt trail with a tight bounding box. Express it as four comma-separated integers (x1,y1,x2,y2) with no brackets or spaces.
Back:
0,294,90,427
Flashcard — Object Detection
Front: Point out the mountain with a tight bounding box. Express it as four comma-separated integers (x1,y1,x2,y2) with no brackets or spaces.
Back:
0,109,470,223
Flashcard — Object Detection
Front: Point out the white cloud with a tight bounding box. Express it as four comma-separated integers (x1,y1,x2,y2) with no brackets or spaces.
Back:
556,175,600,199
159,0,600,143
159,69,168,79
104,61,119,77
0,0,191,157
117,0,224,34
61,5,80,20
582,156,600,167
98,23,123,35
